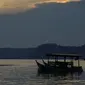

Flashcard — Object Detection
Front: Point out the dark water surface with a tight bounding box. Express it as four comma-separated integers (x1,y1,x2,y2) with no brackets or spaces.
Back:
0,59,85,85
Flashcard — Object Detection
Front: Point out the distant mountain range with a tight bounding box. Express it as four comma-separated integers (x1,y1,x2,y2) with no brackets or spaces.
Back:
0,43,85,59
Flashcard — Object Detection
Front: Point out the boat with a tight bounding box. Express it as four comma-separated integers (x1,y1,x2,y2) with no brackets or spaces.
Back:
35,53,83,74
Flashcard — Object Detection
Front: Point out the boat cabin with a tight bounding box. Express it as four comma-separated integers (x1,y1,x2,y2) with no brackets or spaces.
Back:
46,53,82,68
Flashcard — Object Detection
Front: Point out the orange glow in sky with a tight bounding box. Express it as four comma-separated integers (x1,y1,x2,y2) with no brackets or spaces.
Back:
43,0,81,3
0,0,82,14
55,0,69,3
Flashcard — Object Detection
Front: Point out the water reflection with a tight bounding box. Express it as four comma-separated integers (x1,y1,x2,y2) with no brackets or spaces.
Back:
37,68,83,80
36,69,84,85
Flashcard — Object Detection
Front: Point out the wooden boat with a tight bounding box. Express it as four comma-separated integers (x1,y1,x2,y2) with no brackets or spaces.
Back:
35,53,83,74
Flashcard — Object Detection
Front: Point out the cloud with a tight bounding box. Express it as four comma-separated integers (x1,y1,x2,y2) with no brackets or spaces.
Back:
0,0,82,14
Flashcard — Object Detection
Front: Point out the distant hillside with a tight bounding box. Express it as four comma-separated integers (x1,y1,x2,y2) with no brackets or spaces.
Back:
0,43,85,59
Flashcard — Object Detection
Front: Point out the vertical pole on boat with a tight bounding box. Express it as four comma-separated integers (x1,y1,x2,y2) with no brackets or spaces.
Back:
64,56,66,62
55,56,56,67
48,56,49,65
55,56,56,62
56,56,58,61
71,57,73,67
78,57,80,67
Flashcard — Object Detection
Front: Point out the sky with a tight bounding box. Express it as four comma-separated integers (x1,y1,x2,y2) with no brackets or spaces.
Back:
0,0,85,48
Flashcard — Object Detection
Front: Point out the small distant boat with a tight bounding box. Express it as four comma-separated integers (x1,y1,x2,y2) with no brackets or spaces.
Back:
35,53,83,74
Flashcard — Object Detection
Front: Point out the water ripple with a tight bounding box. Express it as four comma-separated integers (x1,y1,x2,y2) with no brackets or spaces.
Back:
0,60,85,85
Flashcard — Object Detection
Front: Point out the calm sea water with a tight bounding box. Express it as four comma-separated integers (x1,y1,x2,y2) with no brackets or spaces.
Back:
0,59,85,85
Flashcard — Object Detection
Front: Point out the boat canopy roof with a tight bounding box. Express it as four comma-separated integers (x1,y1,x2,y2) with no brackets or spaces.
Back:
46,53,82,58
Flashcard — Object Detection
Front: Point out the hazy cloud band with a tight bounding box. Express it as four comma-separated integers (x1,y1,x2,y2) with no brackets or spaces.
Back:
0,0,82,14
